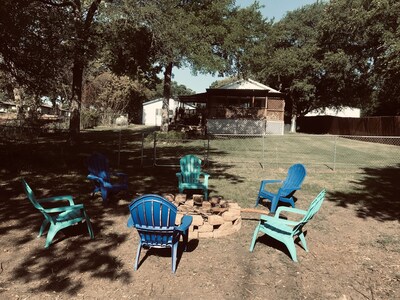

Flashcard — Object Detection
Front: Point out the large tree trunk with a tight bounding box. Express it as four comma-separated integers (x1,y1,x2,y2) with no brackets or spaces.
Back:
67,0,102,144
161,62,173,132
290,115,297,133
69,55,84,144
13,85,24,120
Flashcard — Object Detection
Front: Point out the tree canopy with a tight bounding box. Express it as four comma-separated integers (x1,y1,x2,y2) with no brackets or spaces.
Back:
0,0,399,140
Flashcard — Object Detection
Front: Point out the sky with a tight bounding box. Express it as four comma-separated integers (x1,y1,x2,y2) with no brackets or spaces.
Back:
172,0,317,93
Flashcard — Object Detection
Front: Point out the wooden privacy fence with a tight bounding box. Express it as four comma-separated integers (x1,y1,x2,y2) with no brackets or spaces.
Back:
297,116,400,136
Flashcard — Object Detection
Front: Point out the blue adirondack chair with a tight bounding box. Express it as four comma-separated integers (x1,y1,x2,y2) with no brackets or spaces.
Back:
87,152,128,203
176,154,209,200
250,189,326,262
255,163,307,213
22,179,94,248
127,194,193,273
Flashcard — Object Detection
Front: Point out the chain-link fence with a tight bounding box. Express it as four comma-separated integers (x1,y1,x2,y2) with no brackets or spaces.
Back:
140,132,399,206
143,133,400,171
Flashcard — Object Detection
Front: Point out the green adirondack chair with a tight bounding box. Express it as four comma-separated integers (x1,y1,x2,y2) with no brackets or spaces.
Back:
250,189,326,262
22,179,94,248
176,154,209,200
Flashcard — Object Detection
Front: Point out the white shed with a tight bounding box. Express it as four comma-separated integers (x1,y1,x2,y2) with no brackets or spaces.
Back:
306,107,361,118
142,98,196,126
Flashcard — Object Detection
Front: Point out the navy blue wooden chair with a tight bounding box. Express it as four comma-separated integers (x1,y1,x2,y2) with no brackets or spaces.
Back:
255,164,307,213
87,152,128,203
127,194,193,273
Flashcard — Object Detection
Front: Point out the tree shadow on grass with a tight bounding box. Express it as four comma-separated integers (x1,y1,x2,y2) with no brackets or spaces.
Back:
328,164,400,222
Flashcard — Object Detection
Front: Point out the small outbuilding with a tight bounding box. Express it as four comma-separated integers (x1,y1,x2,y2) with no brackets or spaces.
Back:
142,98,195,126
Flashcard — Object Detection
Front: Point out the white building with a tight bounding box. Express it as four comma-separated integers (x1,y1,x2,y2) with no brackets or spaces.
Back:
305,107,361,118
142,98,194,126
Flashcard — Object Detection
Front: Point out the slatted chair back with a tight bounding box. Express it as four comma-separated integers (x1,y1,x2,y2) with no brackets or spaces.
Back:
87,152,111,182
179,155,202,183
281,163,307,193
22,179,50,222
128,194,178,247
292,189,326,235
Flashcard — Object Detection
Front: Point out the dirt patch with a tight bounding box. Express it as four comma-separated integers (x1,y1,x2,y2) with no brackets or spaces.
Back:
1,189,399,299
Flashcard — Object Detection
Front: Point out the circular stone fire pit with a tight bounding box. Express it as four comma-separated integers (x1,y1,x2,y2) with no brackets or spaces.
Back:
164,193,242,239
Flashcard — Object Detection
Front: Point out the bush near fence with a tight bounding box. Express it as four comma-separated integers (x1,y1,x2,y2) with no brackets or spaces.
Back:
297,116,400,136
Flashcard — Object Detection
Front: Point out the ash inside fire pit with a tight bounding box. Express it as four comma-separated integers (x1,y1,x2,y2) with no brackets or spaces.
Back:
164,193,242,239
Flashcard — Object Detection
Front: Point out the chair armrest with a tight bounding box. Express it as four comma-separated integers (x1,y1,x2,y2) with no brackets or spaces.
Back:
261,179,283,185
176,215,193,232
87,174,106,184
200,172,209,179
200,172,210,186
259,214,299,227
37,195,75,206
127,215,134,228
43,204,84,214
275,206,307,217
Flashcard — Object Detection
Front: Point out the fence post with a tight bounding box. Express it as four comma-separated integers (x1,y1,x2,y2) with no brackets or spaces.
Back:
117,127,122,168
262,134,265,164
333,135,337,171
206,135,210,166
153,131,157,166
141,132,144,167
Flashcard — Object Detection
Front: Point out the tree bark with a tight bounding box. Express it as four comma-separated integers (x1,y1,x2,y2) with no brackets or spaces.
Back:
67,0,102,144
161,62,173,132
69,55,84,144
13,85,24,120
290,115,297,133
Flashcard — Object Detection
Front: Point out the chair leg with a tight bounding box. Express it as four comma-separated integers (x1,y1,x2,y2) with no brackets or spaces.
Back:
171,243,178,273
270,196,279,214
45,225,59,248
134,242,142,270
182,230,189,251
284,240,298,262
255,196,260,207
298,232,308,252
100,187,108,202
83,210,94,239
249,223,261,252
38,219,50,237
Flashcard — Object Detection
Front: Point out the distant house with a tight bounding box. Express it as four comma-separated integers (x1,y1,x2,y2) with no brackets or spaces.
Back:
305,107,361,118
142,98,194,126
0,101,17,113
179,78,285,135
0,100,69,120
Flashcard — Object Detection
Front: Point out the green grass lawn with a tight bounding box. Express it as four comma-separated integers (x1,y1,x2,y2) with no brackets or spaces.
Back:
144,131,399,208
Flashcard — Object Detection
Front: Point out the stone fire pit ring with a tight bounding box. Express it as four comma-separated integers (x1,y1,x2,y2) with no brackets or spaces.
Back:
164,193,242,239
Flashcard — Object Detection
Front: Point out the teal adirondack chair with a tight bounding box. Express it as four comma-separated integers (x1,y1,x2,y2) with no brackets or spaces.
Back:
176,154,209,200
250,189,326,262
22,179,94,248
255,163,307,213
